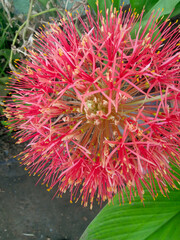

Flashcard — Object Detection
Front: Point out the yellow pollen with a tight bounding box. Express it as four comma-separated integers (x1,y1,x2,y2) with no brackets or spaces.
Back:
82,36,88,46
59,48,63,56
73,67,80,75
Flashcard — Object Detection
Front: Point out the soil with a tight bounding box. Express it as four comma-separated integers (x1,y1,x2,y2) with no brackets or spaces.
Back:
0,125,105,240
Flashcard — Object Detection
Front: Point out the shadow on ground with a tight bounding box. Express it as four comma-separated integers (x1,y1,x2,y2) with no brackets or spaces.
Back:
0,132,104,240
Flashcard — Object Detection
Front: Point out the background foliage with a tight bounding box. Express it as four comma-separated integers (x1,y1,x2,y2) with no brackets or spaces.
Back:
0,0,85,111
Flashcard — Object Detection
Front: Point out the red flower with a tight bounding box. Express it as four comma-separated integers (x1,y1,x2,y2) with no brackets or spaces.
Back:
4,5,180,208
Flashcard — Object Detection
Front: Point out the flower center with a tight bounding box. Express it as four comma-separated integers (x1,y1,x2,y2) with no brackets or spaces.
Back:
83,95,111,125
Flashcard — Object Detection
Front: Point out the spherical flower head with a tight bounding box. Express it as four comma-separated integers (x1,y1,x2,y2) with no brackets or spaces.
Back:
4,5,180,208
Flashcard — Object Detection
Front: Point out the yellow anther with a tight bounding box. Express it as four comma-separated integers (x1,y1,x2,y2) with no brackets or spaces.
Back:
59,48,63,56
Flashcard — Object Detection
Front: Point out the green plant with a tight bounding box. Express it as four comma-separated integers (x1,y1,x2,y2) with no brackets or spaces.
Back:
80,170,180,239
0,0,84,113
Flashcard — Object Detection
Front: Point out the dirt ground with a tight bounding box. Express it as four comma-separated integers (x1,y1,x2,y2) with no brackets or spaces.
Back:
0,127,105,240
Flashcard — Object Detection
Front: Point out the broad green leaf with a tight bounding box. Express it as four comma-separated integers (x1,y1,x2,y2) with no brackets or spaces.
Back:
170,1,180,18
99,0,112,18
113,0,121,10
130,0,148,13
130,0,159,14
130,0,180,17
80,175,180,240
87,0,112,16
143,0,159,14
87,0,98,14
142,0,180,21
131,0,180,39
145,212,180,240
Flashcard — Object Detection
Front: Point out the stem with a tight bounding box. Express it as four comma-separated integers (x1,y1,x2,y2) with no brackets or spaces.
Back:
9,8,64,69
1,60,8,75
31,8,64,17
1,23,11,42
126,93,168,106
9,21,27,70
22,0,34,41
75,22,82,37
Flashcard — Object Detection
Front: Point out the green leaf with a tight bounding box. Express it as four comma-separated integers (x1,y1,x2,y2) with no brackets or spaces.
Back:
0,85,8,97
131,0,180,39
87,0,112,16
170,1,180,18
145,212,180,240
130,0,180,17
80,174,180,240
113,0,121,10
0,77,9,85
87,0,98,14
130,0,148,13
130,0,160,14
0,36,6,49
0,49,11,60
142,0,180,21
143,0,159,14
100,0,112,16
1,121,12,126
